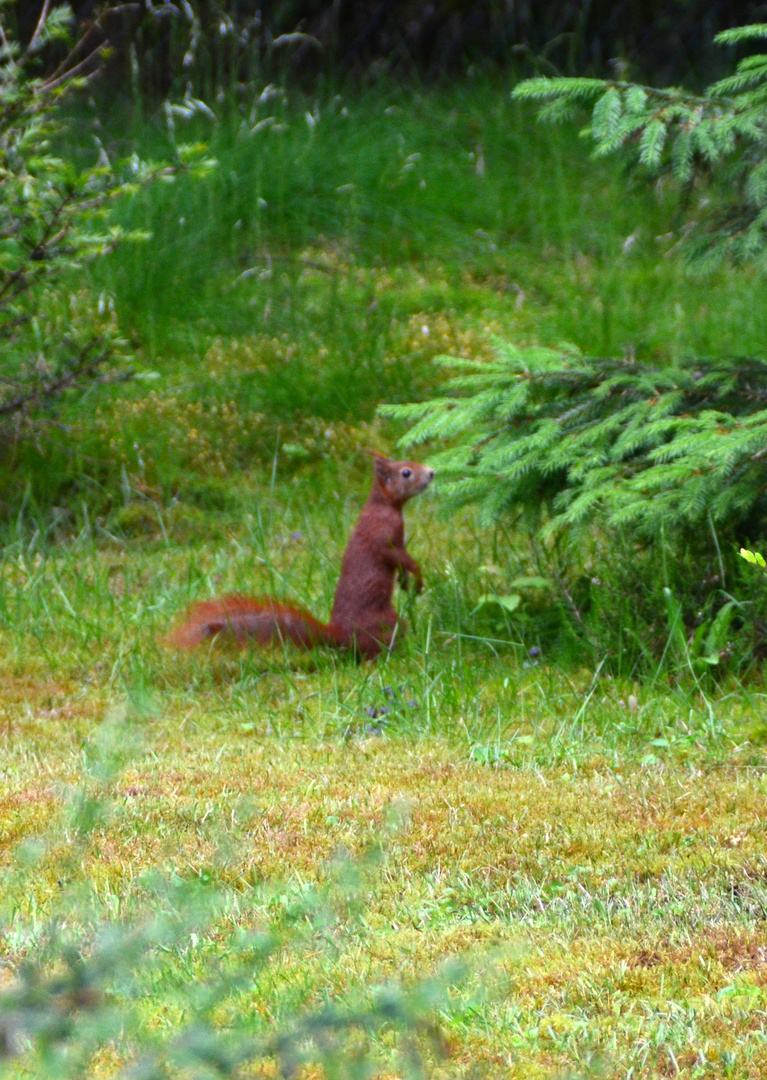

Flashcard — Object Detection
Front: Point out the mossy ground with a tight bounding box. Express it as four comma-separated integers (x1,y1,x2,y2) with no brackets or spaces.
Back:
2,518,767,1077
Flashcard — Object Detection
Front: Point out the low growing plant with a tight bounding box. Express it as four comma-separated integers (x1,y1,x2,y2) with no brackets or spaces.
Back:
740,547,767,567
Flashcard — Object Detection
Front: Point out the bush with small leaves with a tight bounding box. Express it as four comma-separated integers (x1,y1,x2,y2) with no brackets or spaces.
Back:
0,3,212,444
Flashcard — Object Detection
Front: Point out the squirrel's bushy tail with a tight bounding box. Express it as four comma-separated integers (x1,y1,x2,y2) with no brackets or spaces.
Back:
167,595,337,650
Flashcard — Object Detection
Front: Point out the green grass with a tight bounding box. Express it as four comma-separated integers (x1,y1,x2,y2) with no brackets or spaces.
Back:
3,493,767,1077
105,79,767,343
12,77,767,523
91,78,767,364
3,77,767,1077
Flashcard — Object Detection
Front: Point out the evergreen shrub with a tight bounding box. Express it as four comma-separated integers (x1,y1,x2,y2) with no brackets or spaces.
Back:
383,342,767,539
512,23,767,272
383,342,767,673
384,24,767,671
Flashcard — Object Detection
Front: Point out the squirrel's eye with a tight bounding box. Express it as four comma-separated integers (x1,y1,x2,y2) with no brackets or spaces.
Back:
402,468,411,477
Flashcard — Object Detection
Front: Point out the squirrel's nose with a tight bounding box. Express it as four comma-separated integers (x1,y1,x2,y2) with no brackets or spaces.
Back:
427,468,435,480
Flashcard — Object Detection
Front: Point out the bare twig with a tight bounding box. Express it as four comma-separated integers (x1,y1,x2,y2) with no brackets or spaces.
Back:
42,4,140,86
40,42,110,92
27,0,53,54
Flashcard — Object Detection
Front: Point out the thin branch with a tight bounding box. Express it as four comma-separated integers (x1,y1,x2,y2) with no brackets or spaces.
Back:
0,345,112,419
0,190,76,307
27,0,52,54
0,313,33,341
0,422,126,465
40,42,110,92
43,4,140,85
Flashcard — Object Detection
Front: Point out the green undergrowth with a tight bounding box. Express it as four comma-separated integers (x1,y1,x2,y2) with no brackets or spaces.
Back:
1,479,765,758
91,80,767,361
7,79,767,522
5,481,766,1077
3,461,766,682
2,490,767,1072
3,75,767,675
4,495,767,1079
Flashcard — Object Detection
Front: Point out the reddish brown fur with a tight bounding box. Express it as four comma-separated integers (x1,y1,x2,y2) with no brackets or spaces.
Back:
168,454,434,659
167,596,333,650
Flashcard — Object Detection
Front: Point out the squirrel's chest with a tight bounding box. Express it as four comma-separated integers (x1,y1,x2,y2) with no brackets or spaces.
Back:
347,512,403,563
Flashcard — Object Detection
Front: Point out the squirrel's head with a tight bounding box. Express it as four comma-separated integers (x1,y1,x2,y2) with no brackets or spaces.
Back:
372,453,435,505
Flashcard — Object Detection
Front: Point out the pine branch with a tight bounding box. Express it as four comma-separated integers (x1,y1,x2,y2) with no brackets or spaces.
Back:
383,344,767,539
512,21,767,268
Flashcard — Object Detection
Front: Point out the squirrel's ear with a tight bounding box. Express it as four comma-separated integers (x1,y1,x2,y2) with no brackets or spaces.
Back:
372,452,392,482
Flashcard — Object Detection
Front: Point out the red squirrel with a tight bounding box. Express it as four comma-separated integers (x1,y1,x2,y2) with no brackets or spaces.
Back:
168,454,435,659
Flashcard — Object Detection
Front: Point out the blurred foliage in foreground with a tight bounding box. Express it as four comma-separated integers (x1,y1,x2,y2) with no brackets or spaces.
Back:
0,723,463,1079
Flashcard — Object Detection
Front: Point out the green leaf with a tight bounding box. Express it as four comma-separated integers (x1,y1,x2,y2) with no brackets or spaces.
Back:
475,594,522,613
638,118,667,167
715,24,767,45
740,548,767,567
592,88,623,142
508,576,551,590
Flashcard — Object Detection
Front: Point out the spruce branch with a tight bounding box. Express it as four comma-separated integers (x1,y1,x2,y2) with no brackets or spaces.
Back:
512,21,767,267
382,343,767,539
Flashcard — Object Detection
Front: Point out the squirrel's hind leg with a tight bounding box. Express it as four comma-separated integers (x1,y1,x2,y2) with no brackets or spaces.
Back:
347,610,404,660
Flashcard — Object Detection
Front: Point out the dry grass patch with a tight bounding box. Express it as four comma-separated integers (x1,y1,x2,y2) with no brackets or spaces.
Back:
3,715,767,1075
